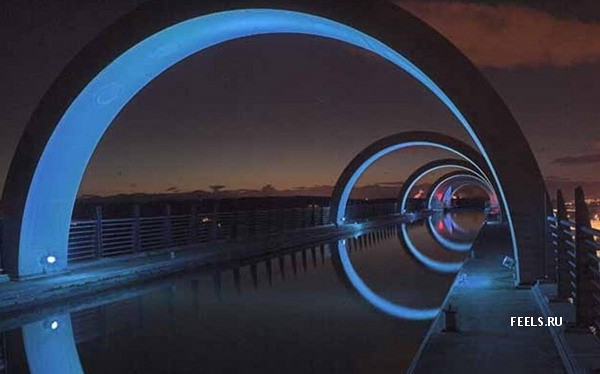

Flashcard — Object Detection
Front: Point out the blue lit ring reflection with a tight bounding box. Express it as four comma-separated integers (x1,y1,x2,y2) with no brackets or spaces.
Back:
427,215,474,252
336,239,440,320
22,314,84,374
400,224,464,273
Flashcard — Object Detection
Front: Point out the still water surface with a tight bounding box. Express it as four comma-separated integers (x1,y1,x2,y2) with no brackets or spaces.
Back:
1,212,485,374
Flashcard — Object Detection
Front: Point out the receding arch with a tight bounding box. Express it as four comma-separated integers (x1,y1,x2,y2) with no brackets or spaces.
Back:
396,158,494,214
329,131,533,280
330,132,495,226
1,0,547,283
426,171,496,212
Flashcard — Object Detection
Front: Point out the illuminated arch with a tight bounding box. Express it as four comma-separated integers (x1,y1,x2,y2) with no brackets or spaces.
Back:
426,172,496,211
1,0,547,283
330,132,495,225
396,158,494,214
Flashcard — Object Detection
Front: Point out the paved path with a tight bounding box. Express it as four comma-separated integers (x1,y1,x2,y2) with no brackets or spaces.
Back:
410,223,566,373
534,283,600,373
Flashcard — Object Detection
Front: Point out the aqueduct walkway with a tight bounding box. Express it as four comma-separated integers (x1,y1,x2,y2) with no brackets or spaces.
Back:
410,223,565,373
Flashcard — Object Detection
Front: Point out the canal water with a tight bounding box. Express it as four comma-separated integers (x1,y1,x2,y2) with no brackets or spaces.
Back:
0,212,485,374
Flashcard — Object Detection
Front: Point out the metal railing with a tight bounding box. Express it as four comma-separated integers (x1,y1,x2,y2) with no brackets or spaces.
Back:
547,187,600,332
68,225,399,345
0,202,398,265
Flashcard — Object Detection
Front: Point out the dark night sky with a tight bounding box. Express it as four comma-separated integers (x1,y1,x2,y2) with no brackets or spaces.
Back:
0,0,599,198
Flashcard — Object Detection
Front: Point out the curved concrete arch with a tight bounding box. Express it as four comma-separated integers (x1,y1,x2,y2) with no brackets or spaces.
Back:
396,158,494,214
1,0,546,283
330,132,495,226
330,239,440,320
452,182,491,198
426,172,495,211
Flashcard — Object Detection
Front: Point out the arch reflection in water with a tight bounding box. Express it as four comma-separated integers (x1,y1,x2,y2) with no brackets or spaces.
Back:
398,223,465,274
8,314,84,374
4,225,465,372
427,212,484,252
332,239,440,321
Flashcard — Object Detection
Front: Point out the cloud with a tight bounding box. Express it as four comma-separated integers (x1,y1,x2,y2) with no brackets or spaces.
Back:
552,153,600,165
397,1,600,68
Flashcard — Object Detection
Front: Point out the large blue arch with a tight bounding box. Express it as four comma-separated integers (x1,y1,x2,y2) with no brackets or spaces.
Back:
1,0,547,283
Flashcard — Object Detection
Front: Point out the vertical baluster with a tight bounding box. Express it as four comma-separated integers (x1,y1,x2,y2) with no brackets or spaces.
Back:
163,204,173,249
189,205,198,244
132,204,141,253
94,206,103,259
556,190,570,300
544,193,556,281
574,187,595,327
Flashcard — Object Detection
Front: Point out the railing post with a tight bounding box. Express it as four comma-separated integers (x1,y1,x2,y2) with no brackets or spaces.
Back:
574,187,595,327
163,204,173,249
267,209,273,233
555,190,570,299
132,204,141,253
543,193,556,281
0,218,4,273
231,209,239,240
211,198,220,241
279,208,285,233
189,205,198,243
250,209,256,237
94,205,103,259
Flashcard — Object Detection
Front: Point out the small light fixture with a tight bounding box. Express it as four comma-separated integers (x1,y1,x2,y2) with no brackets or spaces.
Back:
501,255,515,269
44,319,60,330
46,255,57,265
